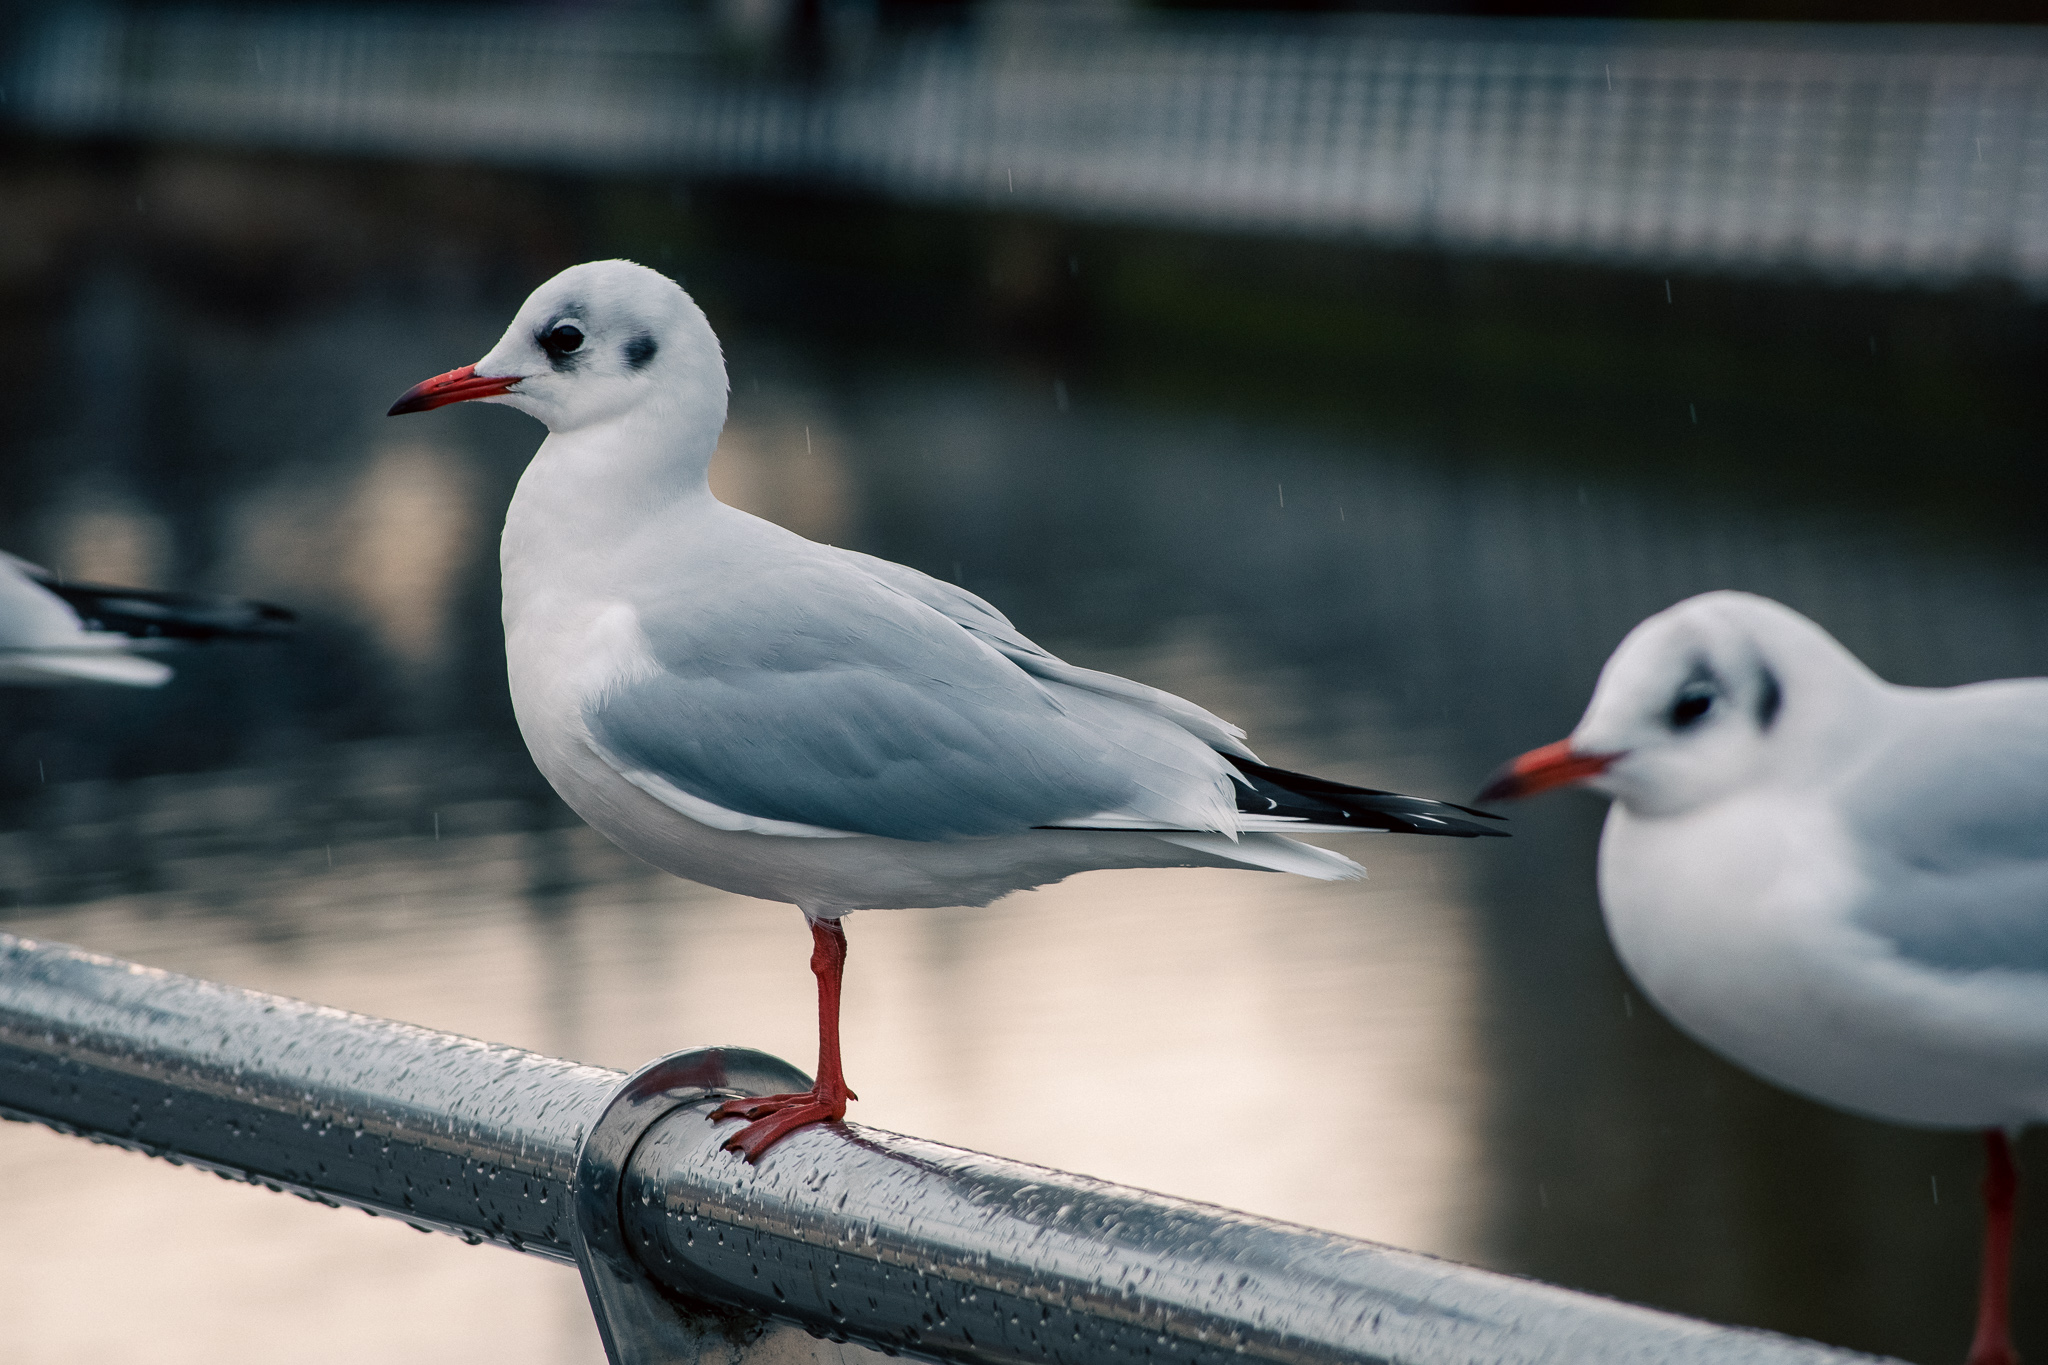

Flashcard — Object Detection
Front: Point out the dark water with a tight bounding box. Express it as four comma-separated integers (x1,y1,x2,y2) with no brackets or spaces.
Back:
1,145,2045,1363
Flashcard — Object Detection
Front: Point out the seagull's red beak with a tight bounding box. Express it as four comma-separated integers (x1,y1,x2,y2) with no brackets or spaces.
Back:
1476,739,1623,803
386,365,521,416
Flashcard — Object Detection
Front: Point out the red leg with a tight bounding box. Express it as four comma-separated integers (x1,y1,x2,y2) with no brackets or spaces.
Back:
1967,1130,2021,1365
711,917,857,1161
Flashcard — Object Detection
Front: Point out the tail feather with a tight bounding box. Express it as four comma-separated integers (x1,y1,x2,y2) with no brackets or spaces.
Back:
1153,831,1365,880
4,650,173,688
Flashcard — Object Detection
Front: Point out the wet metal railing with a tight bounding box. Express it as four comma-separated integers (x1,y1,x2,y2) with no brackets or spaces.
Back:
0,932,1890,1365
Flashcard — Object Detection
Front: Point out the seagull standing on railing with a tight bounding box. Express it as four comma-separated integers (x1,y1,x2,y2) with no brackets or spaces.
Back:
389,259,1504,1159
0,551,294,687
1479,590,2047,1365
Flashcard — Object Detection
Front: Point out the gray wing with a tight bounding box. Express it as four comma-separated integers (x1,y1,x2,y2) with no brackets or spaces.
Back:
584,554,1237,841
839,549,1257,759
1846,680,2048,974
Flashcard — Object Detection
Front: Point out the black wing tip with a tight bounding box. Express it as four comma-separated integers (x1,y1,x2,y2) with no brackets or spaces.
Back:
40,578,299,643
1228,755,1510,838
1384,814,1511,838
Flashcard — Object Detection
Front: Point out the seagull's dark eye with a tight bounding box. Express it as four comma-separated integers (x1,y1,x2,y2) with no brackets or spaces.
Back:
1669,683,1716,730
541,323,584,358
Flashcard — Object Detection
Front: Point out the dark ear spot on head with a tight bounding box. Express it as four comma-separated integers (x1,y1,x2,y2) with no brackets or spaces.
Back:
624,333,658,370
1756,666,1783,729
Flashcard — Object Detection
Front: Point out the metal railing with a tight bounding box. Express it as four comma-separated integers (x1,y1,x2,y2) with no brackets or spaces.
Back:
0,931,1890,1364
8,5,2048,291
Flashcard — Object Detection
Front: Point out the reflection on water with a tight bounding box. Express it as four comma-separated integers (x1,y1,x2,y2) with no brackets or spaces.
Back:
2,176,2046,1365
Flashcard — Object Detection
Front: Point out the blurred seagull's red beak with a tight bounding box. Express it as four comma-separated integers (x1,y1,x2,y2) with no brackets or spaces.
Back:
387,365,521,416
1476,739,1623,803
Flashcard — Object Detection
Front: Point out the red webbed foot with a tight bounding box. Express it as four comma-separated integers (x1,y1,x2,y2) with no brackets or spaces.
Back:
711,1083,856,1161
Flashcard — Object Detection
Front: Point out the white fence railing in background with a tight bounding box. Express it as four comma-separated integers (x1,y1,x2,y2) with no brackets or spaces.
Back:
9,7,2048,287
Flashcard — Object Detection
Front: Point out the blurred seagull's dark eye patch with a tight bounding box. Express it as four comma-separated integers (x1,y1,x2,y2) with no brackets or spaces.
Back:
1669,682,1716,729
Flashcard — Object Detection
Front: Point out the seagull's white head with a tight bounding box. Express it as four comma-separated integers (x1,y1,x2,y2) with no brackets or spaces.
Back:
387,259,727,437
1480,591,1885,819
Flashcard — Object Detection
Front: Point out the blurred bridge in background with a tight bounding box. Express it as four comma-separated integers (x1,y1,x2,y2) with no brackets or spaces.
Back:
7,4,2048,293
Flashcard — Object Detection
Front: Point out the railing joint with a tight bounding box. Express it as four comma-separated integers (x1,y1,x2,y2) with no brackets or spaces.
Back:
571,1045,817,1365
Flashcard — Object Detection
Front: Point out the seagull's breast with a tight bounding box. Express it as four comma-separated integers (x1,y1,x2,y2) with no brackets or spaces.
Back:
502,583,800,894
1597,795,1804,1038
504,588,645,793
1599,796,2048,1129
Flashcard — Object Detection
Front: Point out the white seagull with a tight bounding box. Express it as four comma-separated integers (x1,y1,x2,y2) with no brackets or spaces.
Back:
1479,590,2046,1365
0,552,293,687
389,259,1505,1159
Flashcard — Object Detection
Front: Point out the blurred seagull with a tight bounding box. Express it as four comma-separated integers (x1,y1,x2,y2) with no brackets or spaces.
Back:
390,259,1505,1160
1479,590,2047,1365
0,552,294,687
